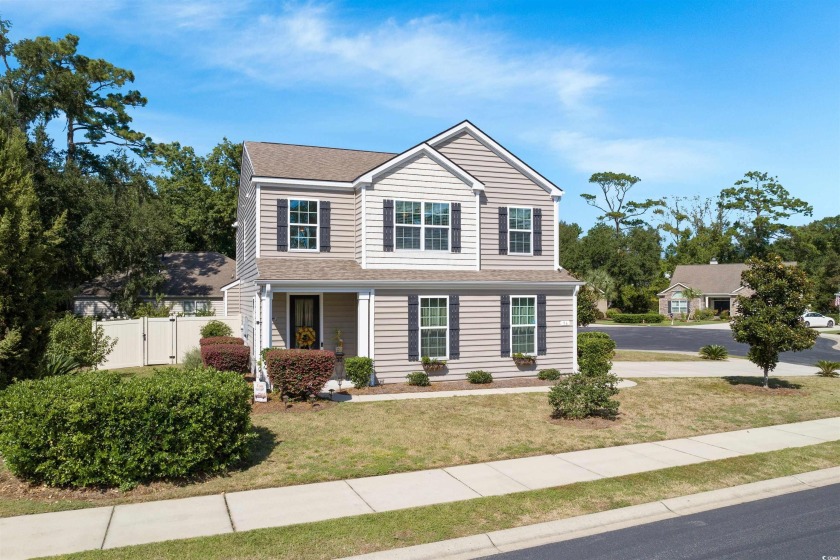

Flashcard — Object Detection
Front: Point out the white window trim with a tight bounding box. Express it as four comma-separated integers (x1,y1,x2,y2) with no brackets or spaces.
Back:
419,295,449,360
510,295,537,356
394,200,451,252
288,198,320,252
508,206,533,256
671,299,688,314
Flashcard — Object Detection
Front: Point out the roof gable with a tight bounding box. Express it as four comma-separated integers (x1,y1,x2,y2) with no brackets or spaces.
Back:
354,143,484,191
245,141,395,182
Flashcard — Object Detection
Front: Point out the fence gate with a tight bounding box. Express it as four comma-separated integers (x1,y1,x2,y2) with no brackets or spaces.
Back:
146,317,175,365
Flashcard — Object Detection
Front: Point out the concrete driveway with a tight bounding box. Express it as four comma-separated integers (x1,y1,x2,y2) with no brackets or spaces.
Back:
583,325,840,366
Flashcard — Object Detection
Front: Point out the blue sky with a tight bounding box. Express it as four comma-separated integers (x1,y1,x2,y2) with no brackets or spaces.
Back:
6,0,839,230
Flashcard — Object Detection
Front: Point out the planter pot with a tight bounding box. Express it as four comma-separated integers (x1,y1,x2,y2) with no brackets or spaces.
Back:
423,363,446,373
335,346,343,354
513,357,536,367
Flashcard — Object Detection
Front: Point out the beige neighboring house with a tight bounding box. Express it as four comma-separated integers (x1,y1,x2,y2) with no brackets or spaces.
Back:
234,120,583,383
74,252,240,318
657,260,795,317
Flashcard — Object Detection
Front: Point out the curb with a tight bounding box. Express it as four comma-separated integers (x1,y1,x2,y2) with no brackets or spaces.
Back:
339,466,840,560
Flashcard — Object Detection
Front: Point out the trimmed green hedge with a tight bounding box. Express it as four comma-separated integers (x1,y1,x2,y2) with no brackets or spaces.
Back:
345,356,374,388
266,349,336,399
201,344,250,373
200,336,245,346
611,313,665,324
578,331,616,376
0,368,253,488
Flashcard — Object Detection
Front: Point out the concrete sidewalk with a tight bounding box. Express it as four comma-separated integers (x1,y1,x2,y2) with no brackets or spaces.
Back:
2,417,839,560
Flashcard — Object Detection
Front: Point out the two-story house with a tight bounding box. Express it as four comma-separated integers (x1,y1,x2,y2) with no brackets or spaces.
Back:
233,121,582,383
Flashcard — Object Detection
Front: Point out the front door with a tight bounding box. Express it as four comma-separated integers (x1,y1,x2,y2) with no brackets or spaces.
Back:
289,295,320,349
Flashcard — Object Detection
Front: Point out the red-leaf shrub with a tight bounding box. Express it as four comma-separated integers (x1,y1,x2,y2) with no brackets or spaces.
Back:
201,344,250,373
200,336,245,347
266,349,336,399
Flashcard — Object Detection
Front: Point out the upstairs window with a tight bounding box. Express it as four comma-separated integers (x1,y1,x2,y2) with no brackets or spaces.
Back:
508,207,532,254
395,200,450,251
290,199,318,251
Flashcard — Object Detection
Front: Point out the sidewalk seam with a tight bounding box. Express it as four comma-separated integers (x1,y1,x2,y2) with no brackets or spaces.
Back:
344,480,378,514
222,492,236,532
767,426,830,441
650,440,717,461
99,506,115,550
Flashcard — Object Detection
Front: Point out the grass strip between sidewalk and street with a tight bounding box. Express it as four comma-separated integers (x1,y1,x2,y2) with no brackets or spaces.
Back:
51,441,840,560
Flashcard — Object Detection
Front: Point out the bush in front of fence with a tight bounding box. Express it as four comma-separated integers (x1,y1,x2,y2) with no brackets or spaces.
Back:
0,367,253,488
265,349,336,399
200,320,233,338
201,344,250,373
199,336,244,346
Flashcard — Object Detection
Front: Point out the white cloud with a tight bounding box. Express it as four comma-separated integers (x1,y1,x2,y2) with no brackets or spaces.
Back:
551,131,742,182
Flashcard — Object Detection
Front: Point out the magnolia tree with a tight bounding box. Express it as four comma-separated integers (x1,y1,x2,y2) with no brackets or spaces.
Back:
731,256,817,387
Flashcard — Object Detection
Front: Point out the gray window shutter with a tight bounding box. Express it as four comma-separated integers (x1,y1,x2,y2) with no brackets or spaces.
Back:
383,199,394,252
533,208,543,256
451,202,461,253
500,295,510,357
667,300,673,314
537,294,547,356
277,199,288,252
408,295,419,361
498,207,508,255
449,295,460,359
319,201,331,252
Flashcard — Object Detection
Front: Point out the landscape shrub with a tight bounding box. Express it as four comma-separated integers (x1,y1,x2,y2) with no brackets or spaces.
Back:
46,313,115,370
538,368,563,381
699,344,729,360
266,349,336,399
594,310,606,320
466,370,493,384
40,353,79,377
720,310,731,321
577,331,616,376
0,368,253,488
201,344,250,373
605,308,622,319
199,336,244,346
694,308,716,320
815,360,840,378
548,372,620,419
345,356,374,388
181,347,204,370
611,313,664,324
406,371,430,386
200,320,233,338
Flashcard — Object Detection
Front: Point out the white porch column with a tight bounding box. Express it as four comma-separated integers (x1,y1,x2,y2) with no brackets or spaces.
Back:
260,284,273,382
572,285,579,372
357,291,371,358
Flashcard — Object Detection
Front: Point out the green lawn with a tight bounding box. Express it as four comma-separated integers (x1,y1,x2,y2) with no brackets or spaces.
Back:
54,442,840,560
3,376,838,519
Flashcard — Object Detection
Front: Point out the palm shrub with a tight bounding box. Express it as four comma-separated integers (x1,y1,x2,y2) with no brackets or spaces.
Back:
345,356,374,388
699,344,729,360
40,353,79,377
200,320,233,338
815,360,840,378
0,367,253,488
466,370,493,384
406,371,430,386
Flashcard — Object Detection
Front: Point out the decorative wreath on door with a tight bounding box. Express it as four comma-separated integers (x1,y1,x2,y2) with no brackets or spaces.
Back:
295,326,317,349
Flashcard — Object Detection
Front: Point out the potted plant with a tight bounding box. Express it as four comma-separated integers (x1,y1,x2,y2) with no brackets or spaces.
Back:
421,356,446,373
334,328,344,354
512,352,536,366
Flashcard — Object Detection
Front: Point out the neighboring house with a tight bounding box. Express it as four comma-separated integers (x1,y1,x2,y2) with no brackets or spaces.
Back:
235,120,582,382
657,260,795,317
74,252,239,317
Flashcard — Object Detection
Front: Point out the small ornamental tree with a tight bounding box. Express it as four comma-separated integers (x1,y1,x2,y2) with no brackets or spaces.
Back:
577,286,599,326
731,256,818,388
681,287,703,320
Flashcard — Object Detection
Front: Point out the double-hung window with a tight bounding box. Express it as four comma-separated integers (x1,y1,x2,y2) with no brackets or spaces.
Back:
511,296,536,355
670,292,688,315
508,207,532,254
289,199,318,251
395,200,449,251
420,296,448,359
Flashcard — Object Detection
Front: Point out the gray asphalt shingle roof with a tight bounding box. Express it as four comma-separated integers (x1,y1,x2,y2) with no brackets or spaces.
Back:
244,142,397,182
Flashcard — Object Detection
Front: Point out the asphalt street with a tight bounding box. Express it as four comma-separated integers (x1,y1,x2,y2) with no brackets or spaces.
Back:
487,483,840,560
582,325,840,366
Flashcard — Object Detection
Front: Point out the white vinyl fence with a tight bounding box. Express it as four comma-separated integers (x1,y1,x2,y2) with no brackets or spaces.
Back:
96,316,241,369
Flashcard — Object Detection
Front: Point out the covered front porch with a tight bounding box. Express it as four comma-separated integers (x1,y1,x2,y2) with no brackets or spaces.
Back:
255,285,373,372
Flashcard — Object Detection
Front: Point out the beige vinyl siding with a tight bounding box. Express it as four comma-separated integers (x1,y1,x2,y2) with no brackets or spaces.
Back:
162,298,224,316
237,148,258,353
355,189,362,263
373,288,575,382
435,132,555,270
260,187,355,259
365,155,477,270
224,284,241,316
73,298,119,317
269,292,357,356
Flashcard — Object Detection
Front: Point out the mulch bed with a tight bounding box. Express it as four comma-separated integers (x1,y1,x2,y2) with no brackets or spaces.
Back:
251,395,338,415
343,377,554,395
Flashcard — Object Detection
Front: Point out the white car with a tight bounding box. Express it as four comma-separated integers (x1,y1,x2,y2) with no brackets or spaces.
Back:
801,312,835,328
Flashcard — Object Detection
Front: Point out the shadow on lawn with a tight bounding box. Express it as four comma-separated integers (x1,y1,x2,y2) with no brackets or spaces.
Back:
243,426,278,469
722,376,803,390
